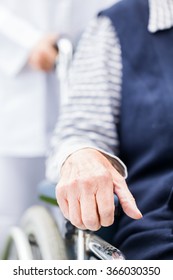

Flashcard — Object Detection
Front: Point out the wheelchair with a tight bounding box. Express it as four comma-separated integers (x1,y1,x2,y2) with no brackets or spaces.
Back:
1,181,125,260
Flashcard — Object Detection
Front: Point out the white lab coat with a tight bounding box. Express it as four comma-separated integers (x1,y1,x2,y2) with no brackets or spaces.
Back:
0,0,115,157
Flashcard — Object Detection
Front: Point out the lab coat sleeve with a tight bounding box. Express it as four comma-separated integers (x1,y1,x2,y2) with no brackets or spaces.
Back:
0,5,44,76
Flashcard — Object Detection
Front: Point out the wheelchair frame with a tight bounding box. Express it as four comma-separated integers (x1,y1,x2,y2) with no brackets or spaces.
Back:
1,182,125,260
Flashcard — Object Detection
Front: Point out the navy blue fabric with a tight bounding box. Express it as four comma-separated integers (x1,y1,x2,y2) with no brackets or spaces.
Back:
100,0,173,259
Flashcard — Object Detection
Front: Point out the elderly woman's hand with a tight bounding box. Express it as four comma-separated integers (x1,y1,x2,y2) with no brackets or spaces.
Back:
56,148,142,231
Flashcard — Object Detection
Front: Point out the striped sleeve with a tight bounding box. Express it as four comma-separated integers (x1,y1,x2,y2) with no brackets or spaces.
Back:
46,16,127,183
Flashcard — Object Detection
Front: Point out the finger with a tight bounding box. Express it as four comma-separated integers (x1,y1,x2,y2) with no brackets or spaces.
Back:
96,185,115,227
68,197,86,230
80,192,100,231
56,184,69,220
111,168,142,219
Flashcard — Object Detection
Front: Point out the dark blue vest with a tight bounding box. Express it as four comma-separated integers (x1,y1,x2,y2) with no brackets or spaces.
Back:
100,0,173,259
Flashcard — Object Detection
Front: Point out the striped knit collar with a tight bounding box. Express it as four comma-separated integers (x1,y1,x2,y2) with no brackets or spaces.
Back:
148,0,173,33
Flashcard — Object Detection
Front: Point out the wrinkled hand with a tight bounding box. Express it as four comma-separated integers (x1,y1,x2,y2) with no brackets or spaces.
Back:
56,148,142,231
28,34,58,72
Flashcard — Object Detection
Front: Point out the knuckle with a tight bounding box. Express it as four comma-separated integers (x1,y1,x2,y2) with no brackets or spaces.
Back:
69,179,78,189
92,225,101,231
100,207,114,226
84,217,100,231
79,173,111,193
70,217,83,229
115,180,125,190
120,195,135,212
122,195,135,205
57,179,78,192
56,185,67,202
101,207,114,222
77,178,94,194
80,181,91,194
56,183,65,195
120,196,128,205
82,177,91,186
129,195,135,204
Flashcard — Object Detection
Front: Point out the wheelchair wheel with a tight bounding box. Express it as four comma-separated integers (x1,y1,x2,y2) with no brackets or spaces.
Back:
1,227,33,260
20,205,68,260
